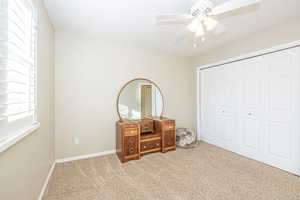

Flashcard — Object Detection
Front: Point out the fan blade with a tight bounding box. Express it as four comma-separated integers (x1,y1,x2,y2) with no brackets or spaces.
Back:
209,0,260,16
156,14,193,20
157,19,192,25
156,14,194,25
168,30,193,47
213,23,226,35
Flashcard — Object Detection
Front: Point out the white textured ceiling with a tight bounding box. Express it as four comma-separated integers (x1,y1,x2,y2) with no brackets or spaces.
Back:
44,0,300,56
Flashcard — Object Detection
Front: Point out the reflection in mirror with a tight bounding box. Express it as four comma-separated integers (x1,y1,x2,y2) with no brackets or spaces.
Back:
118,79,163,120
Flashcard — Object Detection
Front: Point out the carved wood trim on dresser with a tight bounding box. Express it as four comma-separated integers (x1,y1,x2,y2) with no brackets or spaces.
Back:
116,117,176,163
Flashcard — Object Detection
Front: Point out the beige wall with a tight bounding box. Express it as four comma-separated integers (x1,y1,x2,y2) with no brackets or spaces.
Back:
191,17,300,66
190,17,300,130
55,31,194,159
0,0,55,199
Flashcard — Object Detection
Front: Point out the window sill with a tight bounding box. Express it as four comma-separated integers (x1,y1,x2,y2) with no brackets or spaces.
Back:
0,122,40,153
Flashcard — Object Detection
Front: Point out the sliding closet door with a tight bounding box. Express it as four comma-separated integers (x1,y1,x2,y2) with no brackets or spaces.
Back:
262,47,300,174
200,67,217,143
214,64,238,151
201,64,238,151
199,45,300,175
237,58,265,162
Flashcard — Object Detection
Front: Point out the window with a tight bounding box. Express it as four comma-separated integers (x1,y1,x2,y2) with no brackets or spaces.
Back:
0,0,38,147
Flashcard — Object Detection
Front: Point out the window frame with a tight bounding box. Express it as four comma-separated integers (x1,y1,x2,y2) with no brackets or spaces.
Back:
0,0,40,153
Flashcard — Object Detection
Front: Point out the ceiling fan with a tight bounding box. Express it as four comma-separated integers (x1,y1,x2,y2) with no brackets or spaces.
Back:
156,0,261,44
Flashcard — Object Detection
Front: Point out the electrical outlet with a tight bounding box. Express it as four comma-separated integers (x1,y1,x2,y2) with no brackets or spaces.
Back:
74,138,80,145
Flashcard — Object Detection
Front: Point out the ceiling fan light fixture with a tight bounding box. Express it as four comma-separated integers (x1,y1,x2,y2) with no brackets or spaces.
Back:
187,18,199,32
195,24,204,37
187,15,204,32
155,0,262,48
204,17,218,31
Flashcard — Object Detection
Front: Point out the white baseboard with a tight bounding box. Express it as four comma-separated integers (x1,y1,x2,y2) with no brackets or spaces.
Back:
55,149,116,163
38,162,56,200
38,150,116,199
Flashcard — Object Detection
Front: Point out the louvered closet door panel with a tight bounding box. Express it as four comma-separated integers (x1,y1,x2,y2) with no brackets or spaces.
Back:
237,57,265,162
262,47,300,175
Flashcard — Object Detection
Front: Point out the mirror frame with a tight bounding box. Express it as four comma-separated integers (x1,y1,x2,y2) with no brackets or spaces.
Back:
116,78,165,122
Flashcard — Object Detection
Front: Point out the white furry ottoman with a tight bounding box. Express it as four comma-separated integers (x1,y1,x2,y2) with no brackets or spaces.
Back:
176,128,197,148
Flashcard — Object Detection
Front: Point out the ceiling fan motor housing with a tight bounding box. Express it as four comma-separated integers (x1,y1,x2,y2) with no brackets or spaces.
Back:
190,0,214,16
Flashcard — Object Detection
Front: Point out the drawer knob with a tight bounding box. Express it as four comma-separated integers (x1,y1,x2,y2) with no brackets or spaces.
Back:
156,143,159,146
143,145,147,148
248,112,252,116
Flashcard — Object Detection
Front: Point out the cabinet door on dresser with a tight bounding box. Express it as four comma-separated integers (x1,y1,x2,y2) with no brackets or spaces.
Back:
120,124,140,162
162,120,176,152
124,135,139,156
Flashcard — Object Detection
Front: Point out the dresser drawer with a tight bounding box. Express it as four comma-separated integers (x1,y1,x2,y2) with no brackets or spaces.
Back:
140,119,154,133
124,124,138,128
124,128,139,136
123,124,139,136
140,139,161,152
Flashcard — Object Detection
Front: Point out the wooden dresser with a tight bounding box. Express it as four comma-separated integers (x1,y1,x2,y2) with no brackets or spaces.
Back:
116,117,176,163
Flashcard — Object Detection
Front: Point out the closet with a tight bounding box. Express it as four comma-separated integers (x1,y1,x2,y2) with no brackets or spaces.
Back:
199,44,300,175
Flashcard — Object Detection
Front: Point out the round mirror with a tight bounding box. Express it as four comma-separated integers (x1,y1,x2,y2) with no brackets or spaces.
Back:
117,78,164,121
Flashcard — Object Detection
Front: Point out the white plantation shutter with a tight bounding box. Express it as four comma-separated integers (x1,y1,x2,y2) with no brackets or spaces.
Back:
0,0,37,141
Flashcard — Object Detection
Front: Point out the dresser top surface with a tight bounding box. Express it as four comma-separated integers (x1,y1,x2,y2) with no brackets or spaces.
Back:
117,117,174,125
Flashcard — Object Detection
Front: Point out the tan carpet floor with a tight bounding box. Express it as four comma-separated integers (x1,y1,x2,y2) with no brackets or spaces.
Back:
43,142,300,200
